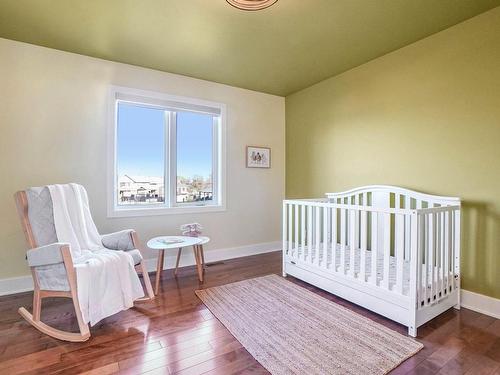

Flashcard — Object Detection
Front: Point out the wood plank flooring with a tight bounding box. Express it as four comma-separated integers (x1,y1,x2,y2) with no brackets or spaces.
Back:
0,251,498,374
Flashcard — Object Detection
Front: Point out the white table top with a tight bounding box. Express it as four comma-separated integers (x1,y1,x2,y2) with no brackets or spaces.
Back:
196,236,210,245
147,236,202,250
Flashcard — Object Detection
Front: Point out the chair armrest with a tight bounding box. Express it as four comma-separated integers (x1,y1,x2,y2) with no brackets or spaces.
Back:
26,243,68,267
101,229,135,251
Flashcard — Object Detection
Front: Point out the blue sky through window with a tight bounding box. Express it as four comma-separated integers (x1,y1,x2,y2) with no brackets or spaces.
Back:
117,103,213,179
117,103,165,177
177,111,213,179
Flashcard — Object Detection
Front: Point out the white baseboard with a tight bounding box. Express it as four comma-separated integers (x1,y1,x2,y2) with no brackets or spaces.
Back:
460,289,500,319
0,275,34,296
0,241,281,297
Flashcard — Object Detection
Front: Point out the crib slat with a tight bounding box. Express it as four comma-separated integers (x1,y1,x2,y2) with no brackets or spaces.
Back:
340,208,346,274
422,214,428,305
293,204,299,255
435,211,441,299
360,210,367,282
301,205,306,261
433,212,438,301
437,211,442,299
370,212,378,285
323,207,328,269
283,203,287,257
288,203,293,255
451,211,456,292
452,211,456,293
307,205,312,263
416,214,423,308
354,195,360,252
428,213,435,304
331,207,337,271
311,206,316,264
349,209,356,277
404,196,411,260
443,210,449,293
315,206,321,266
442,211,449,295
434,210,440,299
395,213,404,294
440,211,445,299
383,213,391,289
311,206,315,263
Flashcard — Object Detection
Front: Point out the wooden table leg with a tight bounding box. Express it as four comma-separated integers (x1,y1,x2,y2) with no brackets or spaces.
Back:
200,245,206,269
174,247,183,276
155,249,165,295
193,245,204,282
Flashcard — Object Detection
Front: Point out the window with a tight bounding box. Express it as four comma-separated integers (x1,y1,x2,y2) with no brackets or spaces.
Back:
108,86,225,216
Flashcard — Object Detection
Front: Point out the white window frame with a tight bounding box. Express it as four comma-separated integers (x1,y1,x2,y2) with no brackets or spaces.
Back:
107,85,226,217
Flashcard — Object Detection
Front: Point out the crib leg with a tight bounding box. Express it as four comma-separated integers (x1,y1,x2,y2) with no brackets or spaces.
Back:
453,292,461,310
453,298,461,310
454,278,461,310
408,326,417,338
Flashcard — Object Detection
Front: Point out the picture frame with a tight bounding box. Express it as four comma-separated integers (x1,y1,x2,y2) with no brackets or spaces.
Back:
246,146,271,168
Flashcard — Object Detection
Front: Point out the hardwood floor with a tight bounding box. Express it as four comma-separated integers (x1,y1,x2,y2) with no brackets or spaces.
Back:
0,251,498,374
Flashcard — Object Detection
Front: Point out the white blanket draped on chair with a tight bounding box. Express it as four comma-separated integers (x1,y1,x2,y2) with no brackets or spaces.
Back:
48,183,144,326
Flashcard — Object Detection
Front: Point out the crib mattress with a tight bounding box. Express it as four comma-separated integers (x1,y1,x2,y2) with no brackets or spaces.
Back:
287,244,452,297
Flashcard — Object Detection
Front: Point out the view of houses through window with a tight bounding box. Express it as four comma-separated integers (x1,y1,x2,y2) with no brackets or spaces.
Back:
116,101,217,207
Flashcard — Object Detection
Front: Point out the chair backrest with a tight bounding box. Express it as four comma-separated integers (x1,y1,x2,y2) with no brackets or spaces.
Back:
15,187,57,249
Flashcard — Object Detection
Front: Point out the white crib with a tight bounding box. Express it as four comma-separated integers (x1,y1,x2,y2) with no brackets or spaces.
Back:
282,185,461,337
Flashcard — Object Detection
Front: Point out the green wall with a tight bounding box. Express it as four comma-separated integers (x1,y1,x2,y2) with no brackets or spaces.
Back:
285,7,500,299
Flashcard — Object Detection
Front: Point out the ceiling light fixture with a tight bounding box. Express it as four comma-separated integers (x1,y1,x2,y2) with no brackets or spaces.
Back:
226,0,278,11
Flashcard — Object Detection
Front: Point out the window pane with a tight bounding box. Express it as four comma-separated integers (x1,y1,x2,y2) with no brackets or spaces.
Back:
116,103,165,205
176,111,214,204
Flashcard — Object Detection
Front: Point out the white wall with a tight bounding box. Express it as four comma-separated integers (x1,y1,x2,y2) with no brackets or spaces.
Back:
0,38,285,281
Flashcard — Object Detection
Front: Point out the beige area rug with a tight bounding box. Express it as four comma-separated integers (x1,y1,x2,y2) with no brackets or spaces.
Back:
195,274,423,375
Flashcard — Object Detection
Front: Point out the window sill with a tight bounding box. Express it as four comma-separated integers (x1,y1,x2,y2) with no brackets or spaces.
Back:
107,204,226,218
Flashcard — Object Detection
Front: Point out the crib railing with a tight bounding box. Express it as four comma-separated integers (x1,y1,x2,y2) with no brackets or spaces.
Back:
416,205,461,308
282,199,460,307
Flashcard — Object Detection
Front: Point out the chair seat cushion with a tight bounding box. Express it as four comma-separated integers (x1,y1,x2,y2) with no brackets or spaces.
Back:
36,249,142,292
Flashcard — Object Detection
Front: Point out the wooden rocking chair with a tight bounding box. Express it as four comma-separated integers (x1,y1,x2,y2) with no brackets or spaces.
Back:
14,186,155,342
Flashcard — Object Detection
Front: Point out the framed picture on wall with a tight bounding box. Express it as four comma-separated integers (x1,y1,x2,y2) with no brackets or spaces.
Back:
246,146,271,168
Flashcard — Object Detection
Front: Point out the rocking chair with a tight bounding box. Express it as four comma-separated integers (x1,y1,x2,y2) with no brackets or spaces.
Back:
14,186,155,342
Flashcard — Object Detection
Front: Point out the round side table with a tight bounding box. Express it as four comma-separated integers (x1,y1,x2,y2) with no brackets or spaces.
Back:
147,236,202,295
